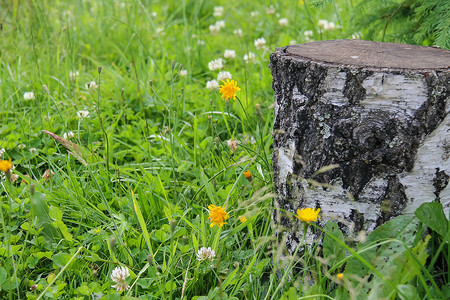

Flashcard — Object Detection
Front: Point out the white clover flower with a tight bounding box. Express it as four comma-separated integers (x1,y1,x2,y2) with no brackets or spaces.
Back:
111,266,130,292
213,6,224,17
0,148,5,158
303,30,313,37
227,139,239,154
10,173,18,183
196,247,216,262
217,71,232,82
289,40,297,45
69,71,79,82
324,22,335,31
250,11,259,17
254,37,266,50
279,18,288,26
209,24,219,34
29,148,37,154
233,28,243,38
63,131,75,140
318,19,328,29
244,52,256,64
85,80,98,90
198,40,205,45
156,27,164,35
266,6,275,15
77,110,90,119
179,69,187,76
224,49,236,59
42,169,54,180
215,20,225,29
151,11,157,18
208,58,224,71
23,92,35,100
17,144,26,150
206,80,219,90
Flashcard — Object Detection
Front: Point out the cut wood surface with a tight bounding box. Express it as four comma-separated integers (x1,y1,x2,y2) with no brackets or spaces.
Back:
284,39,450,70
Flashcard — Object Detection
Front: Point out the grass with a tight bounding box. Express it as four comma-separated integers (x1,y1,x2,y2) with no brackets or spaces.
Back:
0,0,448,299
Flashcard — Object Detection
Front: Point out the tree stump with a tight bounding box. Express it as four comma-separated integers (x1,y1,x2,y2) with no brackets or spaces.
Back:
269,39,450,251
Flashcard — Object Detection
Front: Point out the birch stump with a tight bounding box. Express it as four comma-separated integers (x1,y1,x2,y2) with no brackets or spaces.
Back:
270,40,450,252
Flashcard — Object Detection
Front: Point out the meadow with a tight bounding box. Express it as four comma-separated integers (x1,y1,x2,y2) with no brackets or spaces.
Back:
0,0,448,299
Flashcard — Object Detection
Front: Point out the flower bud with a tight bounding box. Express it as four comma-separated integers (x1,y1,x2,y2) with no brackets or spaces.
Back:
243,170,253,182
170,219,177,233
42,84,50,94
147,253,153,264
109,236,117,250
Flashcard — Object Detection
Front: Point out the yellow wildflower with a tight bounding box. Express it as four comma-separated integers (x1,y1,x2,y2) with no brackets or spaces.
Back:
243,170,252,182
337,273,344,280
295,207,321,224
0,159,12,173
208,204,230,228
219,79,241,101
239,215,247,223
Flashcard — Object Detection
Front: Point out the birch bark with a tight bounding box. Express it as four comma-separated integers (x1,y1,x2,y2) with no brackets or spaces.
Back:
270,40,450,252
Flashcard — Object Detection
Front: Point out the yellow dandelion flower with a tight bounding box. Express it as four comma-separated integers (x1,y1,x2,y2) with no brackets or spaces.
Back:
219,79,241,101
239,215,247,223
243,170,252,182
337,273,344,280
0,159,13,173
208,204,230,228
295,207,321,224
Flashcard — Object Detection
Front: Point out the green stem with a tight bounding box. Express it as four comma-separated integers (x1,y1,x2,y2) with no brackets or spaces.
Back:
236,96,249,120
268,226,308,300
36,246,83,300
0,181,19,300
96,68,110,171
